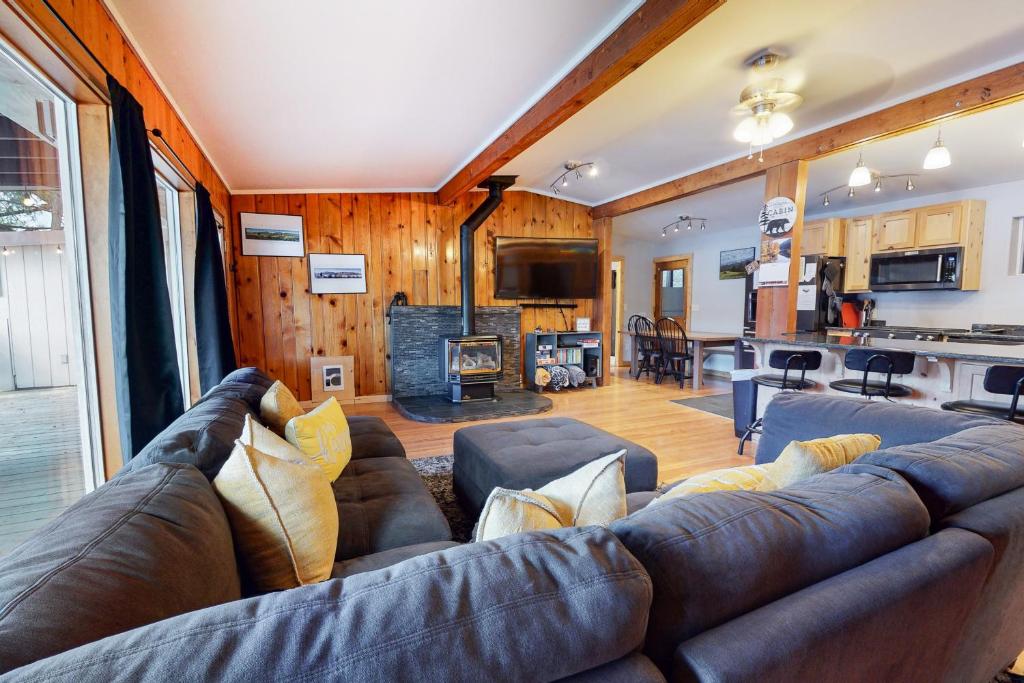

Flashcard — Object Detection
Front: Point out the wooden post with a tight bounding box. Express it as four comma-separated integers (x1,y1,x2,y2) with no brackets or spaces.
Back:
592,217,613,386
755,160,808,338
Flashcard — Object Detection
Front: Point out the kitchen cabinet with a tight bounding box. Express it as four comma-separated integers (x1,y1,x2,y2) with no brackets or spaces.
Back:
844,217,873,292
916,202,963,247
802,218,844,256
872,210,917,252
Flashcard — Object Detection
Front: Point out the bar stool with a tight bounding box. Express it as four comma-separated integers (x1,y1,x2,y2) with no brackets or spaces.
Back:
829,349,915,399
738,349,822,455
941,365,1024,424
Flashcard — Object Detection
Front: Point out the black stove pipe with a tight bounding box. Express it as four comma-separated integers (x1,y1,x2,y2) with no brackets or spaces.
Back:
460,175,516,335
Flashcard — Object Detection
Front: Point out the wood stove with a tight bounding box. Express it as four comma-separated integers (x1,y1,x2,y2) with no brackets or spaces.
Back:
439,334,502,402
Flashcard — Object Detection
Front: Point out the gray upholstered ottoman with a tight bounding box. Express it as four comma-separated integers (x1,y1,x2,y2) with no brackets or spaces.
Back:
453,417,659,515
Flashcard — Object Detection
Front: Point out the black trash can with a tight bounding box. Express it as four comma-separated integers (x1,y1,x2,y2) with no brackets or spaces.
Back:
731,369,759,439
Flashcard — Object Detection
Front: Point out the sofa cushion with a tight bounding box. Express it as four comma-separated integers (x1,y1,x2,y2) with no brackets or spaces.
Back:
285,397,352,481
651,464,776,506
941,487,1024,683
330,540,460,579
333,456,452,560
454,417,659,514
767,433,881,488
756,392,1003,464
672,528,992,683
857,423,1024,521
559,653,666,682
121,393,252,481
260,380,304,435
609,464,930,670
8,528,653,683
348,415,406,460
0,464,239,674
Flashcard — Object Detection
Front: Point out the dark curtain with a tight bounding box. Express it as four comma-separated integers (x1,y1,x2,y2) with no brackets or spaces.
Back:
194,181,237,393
107,74,184,460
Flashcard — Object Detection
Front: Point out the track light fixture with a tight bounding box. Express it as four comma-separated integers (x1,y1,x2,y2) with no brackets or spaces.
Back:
818,172,918,206
1,246,11,257
848,152,872,187
656,215,709,238
550,161,597,195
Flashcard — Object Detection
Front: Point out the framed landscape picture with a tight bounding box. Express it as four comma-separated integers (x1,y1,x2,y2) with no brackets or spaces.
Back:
240,212,305,257
308,253,367,294
720,247,755,280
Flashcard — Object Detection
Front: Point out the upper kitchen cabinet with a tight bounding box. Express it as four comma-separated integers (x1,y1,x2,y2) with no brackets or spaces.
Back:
868,200,984,253
844,217,873,292
802,218,845,256
872,210,917,252
916,201,964,247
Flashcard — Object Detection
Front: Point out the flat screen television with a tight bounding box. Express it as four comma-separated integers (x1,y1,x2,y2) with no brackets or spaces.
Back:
493,237,598,299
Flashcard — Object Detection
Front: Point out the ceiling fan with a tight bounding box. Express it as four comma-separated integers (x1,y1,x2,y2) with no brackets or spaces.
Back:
731,52,803,161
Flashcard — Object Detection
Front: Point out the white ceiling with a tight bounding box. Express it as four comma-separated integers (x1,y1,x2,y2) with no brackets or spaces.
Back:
105,0,1024,198
615,98,1024,242
103,0,638,191
503,0,1024,205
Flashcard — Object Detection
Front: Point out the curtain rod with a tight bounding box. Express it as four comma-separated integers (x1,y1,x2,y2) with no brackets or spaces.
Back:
40,0,203,192
148,129,199,191
40,0,111,81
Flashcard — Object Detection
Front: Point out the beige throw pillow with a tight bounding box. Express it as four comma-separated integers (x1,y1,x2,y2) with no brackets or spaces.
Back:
213,437,338,593
475,450,627,542
259,380,304,436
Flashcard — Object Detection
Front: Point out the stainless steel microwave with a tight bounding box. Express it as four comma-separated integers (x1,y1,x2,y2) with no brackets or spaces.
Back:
869,246,963,291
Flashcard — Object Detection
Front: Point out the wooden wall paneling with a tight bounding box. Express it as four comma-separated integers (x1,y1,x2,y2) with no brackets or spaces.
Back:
229,191,596,397
230,195,265,369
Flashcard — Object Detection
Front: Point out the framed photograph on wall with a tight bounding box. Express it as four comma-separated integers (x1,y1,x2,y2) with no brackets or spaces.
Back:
310,356,355,404
308,253,367,294
240,212,305,257
719,247,755,280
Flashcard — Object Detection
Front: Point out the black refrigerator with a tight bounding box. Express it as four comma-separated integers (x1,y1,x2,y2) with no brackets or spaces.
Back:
795,256,845,333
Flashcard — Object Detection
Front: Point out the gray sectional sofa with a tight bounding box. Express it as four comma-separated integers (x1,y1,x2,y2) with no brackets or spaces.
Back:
1,372,1023,682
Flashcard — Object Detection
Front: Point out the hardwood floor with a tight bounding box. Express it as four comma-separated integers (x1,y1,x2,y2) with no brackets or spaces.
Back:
348,366,755,484
0,387,85,556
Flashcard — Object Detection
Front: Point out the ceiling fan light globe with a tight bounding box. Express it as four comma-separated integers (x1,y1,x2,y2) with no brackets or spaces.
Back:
733,117,757,143
767,112,793,138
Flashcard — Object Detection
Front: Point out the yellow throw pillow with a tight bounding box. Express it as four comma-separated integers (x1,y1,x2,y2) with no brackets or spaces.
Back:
475,450,627,542
213,441,338,592
651,464,777,506
259,381,304,436
768,433,882,489
284,397,352,482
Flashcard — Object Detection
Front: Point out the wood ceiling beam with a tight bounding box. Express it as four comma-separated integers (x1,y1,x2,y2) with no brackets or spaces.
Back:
436,0,725,206
593,60,1024,219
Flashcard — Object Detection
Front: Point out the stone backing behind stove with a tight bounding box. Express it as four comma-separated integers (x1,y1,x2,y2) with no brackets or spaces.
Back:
389,306,521,398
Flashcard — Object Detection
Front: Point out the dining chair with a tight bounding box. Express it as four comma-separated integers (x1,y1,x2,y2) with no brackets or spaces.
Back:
655,317,693,388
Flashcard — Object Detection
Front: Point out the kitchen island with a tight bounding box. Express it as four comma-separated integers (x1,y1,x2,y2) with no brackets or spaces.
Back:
746,333,1024,413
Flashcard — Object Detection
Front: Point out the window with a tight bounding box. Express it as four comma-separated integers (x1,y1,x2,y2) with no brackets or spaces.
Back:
154,172,189,403
1013,217,1024,276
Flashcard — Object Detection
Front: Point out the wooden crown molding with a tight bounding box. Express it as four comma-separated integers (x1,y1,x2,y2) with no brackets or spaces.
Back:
593,60,1024,218
436,0,725,206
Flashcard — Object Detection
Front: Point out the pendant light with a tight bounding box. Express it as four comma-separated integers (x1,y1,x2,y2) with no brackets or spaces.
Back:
848,186,855,198
923,129,951,169
906,176,915,191
848,152,872,187
874,177,882,192
822,193,830,207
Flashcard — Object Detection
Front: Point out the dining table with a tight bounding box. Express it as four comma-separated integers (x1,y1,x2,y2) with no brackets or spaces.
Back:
620,330,740,390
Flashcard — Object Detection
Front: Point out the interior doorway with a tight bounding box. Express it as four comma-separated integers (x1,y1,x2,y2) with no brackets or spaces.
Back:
611,256,624,366
653,254,692,330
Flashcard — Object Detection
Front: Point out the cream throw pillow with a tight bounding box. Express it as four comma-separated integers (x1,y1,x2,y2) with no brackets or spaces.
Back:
767,433,882,489
475,450,627,542
213,440,338,592
284,397,352,482
650,464,777,507
259,380,304,436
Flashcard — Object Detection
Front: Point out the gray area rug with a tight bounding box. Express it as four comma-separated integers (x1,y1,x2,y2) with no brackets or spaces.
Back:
671,393,734,419
411,455,474,542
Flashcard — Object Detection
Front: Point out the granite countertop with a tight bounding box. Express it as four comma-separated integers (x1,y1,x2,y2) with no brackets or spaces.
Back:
749,333,1024,364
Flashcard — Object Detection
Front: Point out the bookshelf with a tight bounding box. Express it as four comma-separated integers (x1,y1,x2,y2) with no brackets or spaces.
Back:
524,331,603,392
